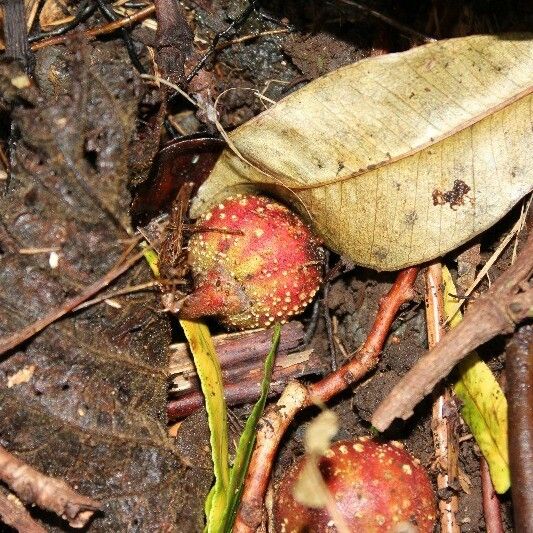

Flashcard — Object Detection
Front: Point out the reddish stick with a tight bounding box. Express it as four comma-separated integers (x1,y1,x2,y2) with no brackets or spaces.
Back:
233,267,419,532
480,457,504,533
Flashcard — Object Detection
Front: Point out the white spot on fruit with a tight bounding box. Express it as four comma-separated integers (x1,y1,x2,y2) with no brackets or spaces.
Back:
375,515,386,526
402,464,412,475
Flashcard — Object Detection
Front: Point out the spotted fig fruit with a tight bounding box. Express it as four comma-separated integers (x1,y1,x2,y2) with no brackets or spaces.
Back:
181,195,324,330
274,437,436,532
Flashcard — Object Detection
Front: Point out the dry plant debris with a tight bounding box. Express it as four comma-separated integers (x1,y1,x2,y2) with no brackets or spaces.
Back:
372,230,533,431
0,445,100,528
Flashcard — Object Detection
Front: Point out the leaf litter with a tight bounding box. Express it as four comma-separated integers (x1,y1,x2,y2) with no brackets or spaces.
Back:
0,40,210,531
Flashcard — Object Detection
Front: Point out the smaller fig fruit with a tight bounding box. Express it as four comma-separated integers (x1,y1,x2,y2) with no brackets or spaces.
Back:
181,195,324,330
274,437,436,533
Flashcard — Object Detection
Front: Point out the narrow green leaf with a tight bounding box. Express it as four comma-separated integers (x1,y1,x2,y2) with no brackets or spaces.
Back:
221,324,281,533
179,319,230,530
442,267,510,493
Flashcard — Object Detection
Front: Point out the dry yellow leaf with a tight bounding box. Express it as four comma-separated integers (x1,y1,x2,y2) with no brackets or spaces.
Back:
191,34,533,270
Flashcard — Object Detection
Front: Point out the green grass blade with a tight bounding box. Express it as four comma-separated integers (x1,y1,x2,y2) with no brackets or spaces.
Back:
221,324,282,533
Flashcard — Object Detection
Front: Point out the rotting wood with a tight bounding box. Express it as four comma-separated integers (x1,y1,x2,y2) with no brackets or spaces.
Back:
167,321,323,418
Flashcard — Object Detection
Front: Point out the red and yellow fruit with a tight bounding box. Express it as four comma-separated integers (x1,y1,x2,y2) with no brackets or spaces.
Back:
274,437,436,532
180,195,324,330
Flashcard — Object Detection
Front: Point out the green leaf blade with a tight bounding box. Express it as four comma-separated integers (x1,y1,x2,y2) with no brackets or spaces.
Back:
454,355,510,493
222,323,282,533
179,319,230,531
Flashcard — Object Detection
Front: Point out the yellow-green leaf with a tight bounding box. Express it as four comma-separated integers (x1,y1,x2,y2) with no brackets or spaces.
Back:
179,319,230,530
191,34,533,271
141,244,160,277
443,267,510,493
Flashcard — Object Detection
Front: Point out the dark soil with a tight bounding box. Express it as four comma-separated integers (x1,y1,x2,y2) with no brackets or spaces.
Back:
1,0,531,531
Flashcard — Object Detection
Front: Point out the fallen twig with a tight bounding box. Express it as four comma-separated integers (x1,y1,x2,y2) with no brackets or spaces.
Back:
169,375,303,420
445,200,531,325
233,267,419,532
0,446,100,528
168,347,319,418
29,5,156,51
372,230,533,431
0,491,47,533
73,280,158,311
168,321,306,380
480,457,504,533
0,247,145,357
338,0,436,43
214,28,290,51
425,263,460,533
505,324,533,533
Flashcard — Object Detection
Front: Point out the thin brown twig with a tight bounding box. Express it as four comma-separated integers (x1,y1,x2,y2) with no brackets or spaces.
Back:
337,0,436,43
214,28,290,51
0,492,47,533
480,457,504,533
0,144,9,173
0,248,146,357
30,4,156,51
73,280,159,311
372,230,533,432
233,267,419,532
0,446,100,528
505,324,533,533
425,263,460,533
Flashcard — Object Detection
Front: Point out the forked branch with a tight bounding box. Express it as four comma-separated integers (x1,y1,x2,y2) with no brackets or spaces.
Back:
233,267,419,532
